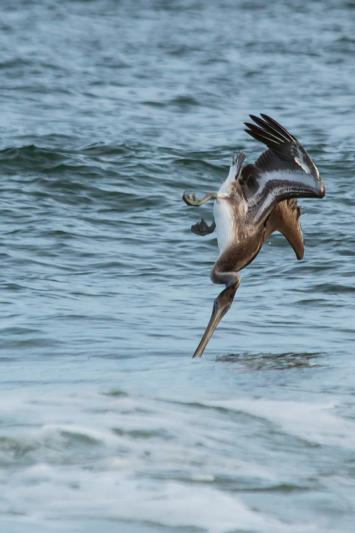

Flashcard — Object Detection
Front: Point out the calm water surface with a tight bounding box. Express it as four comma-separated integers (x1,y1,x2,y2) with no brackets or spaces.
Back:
1,1,355,532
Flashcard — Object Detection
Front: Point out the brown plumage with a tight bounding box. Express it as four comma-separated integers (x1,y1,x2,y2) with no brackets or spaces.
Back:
183,114,325,357
266,199,304,260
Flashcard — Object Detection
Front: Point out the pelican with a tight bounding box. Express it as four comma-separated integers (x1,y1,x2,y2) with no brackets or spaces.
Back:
183,113,325,358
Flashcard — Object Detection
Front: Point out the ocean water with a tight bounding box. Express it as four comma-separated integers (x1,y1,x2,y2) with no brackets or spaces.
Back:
1,1,355,532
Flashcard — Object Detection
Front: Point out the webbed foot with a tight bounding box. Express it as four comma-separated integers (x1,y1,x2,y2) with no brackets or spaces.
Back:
182,191,217,207
191,218,216,236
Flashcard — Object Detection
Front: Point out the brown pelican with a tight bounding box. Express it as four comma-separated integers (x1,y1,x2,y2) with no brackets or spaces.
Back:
183,114,325,358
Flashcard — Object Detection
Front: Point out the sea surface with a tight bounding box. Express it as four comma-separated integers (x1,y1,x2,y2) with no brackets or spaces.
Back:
1,1,355,532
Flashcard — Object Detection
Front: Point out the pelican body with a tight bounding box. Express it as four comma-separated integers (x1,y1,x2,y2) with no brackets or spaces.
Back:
183,114,325,358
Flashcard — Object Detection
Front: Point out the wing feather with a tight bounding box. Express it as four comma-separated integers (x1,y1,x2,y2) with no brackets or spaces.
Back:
244,122,283,145
244,113,320,179
250,114,292,142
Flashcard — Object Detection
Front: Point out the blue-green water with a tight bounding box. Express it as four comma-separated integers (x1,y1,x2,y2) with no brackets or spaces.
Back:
1,1,355,532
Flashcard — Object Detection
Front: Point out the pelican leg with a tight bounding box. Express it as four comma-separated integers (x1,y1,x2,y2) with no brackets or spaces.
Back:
193,275,240,358
191,218,216,236
183,192,217,207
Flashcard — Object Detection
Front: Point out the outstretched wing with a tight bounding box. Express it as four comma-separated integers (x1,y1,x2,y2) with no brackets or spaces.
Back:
241,114,325,224
246,113,320,178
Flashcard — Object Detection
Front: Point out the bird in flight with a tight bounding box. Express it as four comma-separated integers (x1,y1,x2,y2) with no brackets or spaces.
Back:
183,113,325,358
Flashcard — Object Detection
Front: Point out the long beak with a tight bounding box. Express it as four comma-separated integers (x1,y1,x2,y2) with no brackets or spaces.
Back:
193,285,238,358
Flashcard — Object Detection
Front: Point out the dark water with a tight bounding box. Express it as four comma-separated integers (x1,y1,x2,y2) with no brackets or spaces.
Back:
1,1,355,532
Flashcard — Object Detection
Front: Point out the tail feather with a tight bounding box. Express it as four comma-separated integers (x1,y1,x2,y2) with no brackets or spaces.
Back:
232,151,246,180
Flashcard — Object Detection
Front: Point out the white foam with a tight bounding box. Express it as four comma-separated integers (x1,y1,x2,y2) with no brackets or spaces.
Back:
0,383,346,533
1,469,307,533
205,399,355,449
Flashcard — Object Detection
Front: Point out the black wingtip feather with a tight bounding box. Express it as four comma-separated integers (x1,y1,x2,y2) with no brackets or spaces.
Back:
245,113,322,181
260,113,296,142
244,128,280,148
244,122,282,146
248,114,290,142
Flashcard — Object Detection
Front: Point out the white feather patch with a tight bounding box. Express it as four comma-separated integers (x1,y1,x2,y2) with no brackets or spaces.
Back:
212,162,239,254
218,162,238,193
295,155,311,175
250,169,316,223
256,169,313,191
214,198,234,255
